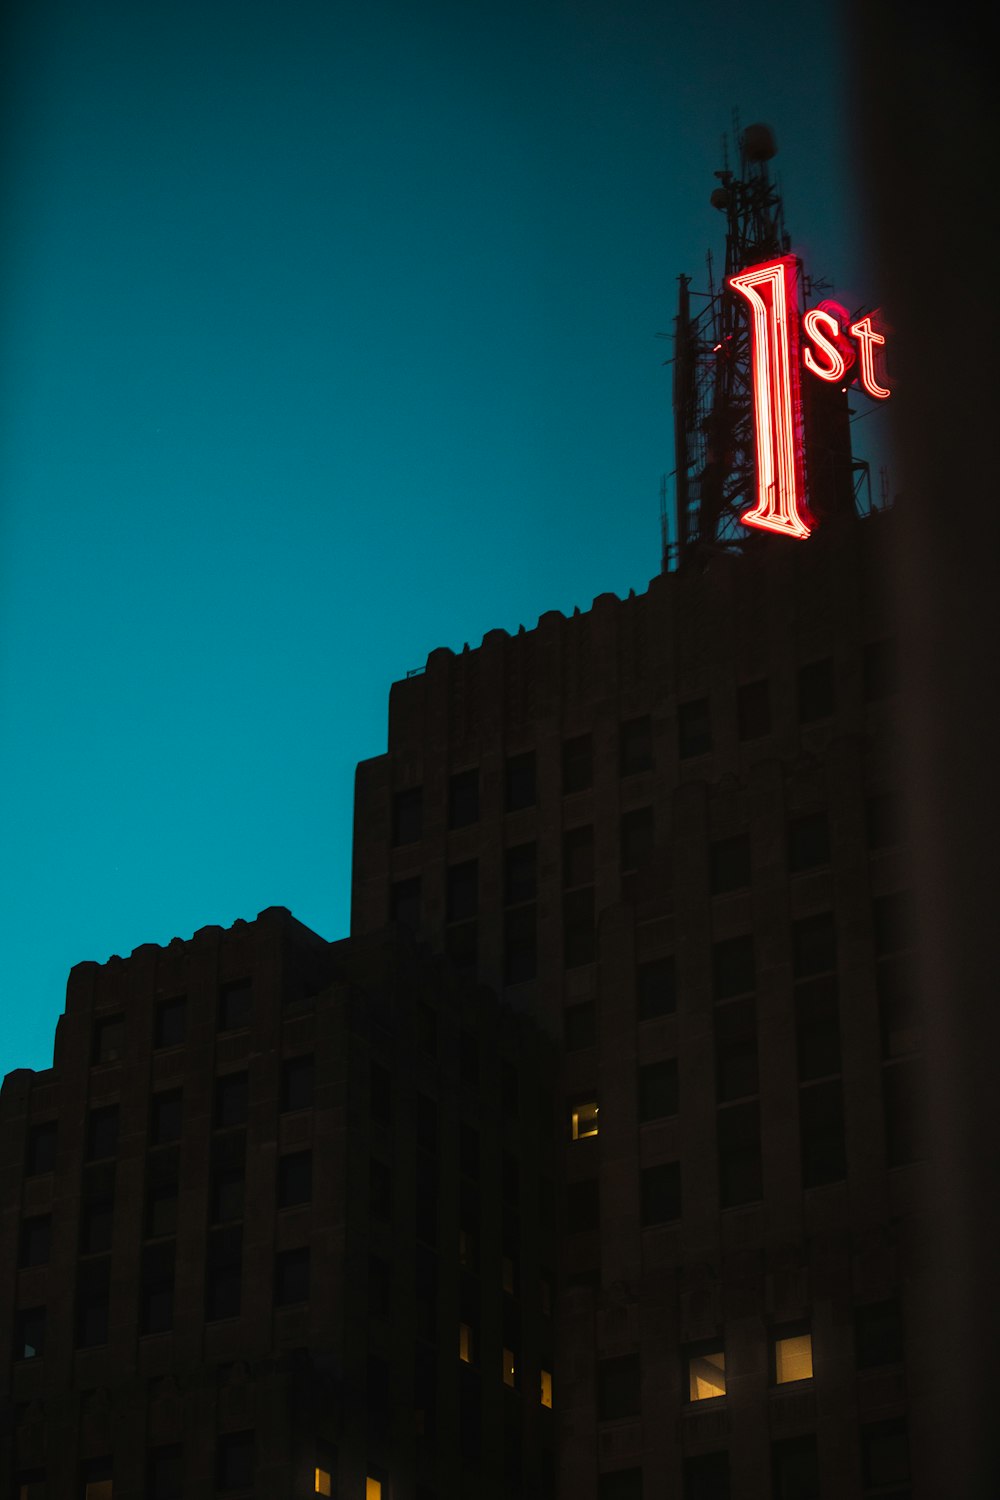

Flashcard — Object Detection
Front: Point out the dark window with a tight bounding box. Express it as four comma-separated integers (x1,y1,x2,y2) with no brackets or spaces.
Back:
866,793,902,849
738,679,770,740
501,1149,519,1204
566,1001,597,1051
713,935,755,1000
460,1123,479,1179
416,1093,437,1153
281,1055,314,1112
14,1305,45,1360
855,1298,903,1369
564,887,595,967
369,1254,391,1316
637,956,676,1019
771,1433,819,1500
459,1029,479,1085
86,1105,119,1161
788,813,830,872
800,1079,846,1187
715,999,758,1101
416,999,437,1054
147,1444,182,1500
563,825,594,888
718,1101,762,1206
150,1089,182,1146
683,1450,730,1500
864,638,898,701
562,733,593,793
275,1246,310,1306
218,978,252,1033
710,834,751,894
566,1177,599,1233
620,806,654,872
598,1354,640,1419
390,876,421,933
75,1258,110,1347
874,891,914,957
505,750,536,811
416,1157,438,1245
620,716,652,776
861,1418,910,1489
216,1431,254,1492
638,1059,678,1122
277,1150,312,1208
448,768,479,828
793,912,836,979
878,959,920,1058
797,658,834,723
641,1161,680,1226
205,1227,242,1321
678,698,711,758
599,1470,643,1500
210,1166,244,1225
146,1151,180,1236
446,860,478,921
392,786,423,846
370,1158,392,1220
19,1216,51,1268
370,1061,392,1124
140,1241,175,1334
14,1469,46,1500
92,1013,124,1065
501,1059,519,1117
214,1072,249,1128
504,904,537,983
795,977,841,1080
80,1457,113,1496
26,1121,57,1176
153,995,186,1049
80,1196,114,1255
504,842,536,904
883,1058,924,1167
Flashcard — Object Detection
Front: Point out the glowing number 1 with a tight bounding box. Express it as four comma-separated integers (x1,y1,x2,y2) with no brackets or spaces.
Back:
728,255,812,540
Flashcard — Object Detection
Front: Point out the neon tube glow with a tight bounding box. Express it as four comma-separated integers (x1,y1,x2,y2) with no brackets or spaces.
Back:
849,315,891,399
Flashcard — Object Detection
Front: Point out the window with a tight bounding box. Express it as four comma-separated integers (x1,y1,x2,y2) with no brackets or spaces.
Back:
389,876,420,932
214,1072,249,1128
14,1305,45,1360
370,1062,392,1125
80,1196,114,1255
140,1242,175,1334
563,888,595,967
314,1468,332,1498
15,1469,46,1500
92,1014,124,1065
793,912,836,979
738,679,770,740
501,1056,518,1117
19,1215,51,1268
641,1162,680,1226
638,1059,678,1121
504,842,536,904
217,979,252,1032
502,1346,517,1388
883,1057,924,1166
714,999,758,1101
718,1100,762,1206
620,806,654,872
797,658,834,723
369,1254,391,1316
866,793,901,849
392,786,423,845
209,1131,244,1223
86,1105,119,1161
205,1227,242,1321
687,1344,726,1401
710,833,750,893
460,1029,479,1085
460,1122,479,1179
146,1154,180,1236
459,1321,475,1363
800,1079,846,1187
864,638,898,701
446,860,478,923
278,1150,312,1209
147,1445,182,1500
275,1246,310,1306
571,1100,599,1139
795,976,841,1080
713,935,755,1000
599,1473,642,1500
541,1368,553,1407
502,1253,516,1294
366,1479,383,1500
504,904,537,983
773,1330,813,1383
370,1158,392,1220
416,1000,437,1054
855,1299,903,1369
281,1054,314,1112
620,716,652,775
873,891,914,957
153,996,186,1050
216,1432,254,1492
448,768,479,828
76,1258,110,1347
598,1354,640,1419
683,1451,730,1500
80,1456,113,1500
563,825,594,888
26,1121,57,1176
562,733,593,793
566,1177,599,1233
771,1434,819,1500
788,813,830,872
636,956,676,1019
678,697,711,758
878,958,920,1058
505,750,536,811
861,1419,909,1491
565,1001,596,1051
150,1089,182,1146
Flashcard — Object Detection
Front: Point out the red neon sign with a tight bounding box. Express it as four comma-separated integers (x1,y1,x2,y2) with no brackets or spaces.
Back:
729,257,891,538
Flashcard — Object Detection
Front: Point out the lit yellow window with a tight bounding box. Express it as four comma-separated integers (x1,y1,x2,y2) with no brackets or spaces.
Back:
688,1349,726,1400
314,1468,332,1497
775,1332,813,1383
502,1255,515,1294
540,1368,553,1407
503,1347,516,1387
366,1480,382,1500
459,1321,474,1362
572,1101,599,1139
